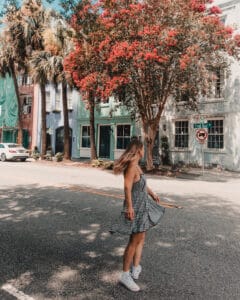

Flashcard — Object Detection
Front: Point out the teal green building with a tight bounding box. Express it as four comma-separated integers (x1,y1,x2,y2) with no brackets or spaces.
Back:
74,96,138,160
0,75,18,143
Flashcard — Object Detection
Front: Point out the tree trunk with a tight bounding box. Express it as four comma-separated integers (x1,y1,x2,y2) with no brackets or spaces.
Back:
62,81,71,160
143,121,158,171
10,65,23,145
89,91,97,160
40,83,47,159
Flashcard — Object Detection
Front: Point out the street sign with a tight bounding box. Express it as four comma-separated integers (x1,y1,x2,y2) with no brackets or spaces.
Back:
196,129,208,143
193,122,212,129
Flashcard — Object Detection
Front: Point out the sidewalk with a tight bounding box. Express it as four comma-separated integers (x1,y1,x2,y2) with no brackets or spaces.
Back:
31,158,240,182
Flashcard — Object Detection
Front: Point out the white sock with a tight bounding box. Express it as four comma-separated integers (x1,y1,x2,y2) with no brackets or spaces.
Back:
122,270,130,276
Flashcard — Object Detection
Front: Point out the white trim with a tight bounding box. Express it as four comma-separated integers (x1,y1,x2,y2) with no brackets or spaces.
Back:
80,147,91,158
206,118,225,151
173,119,189,150
1,284,35,300
206,116,225,121
115,123,131,150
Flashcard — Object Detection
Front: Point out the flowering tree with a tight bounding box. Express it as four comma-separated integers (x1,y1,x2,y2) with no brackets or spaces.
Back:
65,0,240,169
64,0,106,160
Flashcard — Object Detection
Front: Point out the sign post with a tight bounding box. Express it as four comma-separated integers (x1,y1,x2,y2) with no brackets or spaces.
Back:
0,105,2,143
195,129,208,176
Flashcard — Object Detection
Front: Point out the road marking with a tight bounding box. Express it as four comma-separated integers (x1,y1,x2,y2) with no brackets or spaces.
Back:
68,185,124,199
1,284,35,300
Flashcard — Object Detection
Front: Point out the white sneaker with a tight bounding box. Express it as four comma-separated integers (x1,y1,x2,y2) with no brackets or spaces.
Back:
119,272,140,292
131,265,142,280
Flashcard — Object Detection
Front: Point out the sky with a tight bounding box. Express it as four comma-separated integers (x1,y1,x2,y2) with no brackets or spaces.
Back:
0,0,61,16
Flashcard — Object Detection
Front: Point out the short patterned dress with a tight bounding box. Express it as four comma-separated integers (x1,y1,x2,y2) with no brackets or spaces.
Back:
110,174,165,235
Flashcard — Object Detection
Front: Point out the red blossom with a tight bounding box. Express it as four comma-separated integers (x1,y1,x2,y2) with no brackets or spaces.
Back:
168,29,178,37
144,52,159,60
234,34,240,47
99,37,111,51
225,26,233,35
191,1,206,13
202,15,222,26
209,6,222,15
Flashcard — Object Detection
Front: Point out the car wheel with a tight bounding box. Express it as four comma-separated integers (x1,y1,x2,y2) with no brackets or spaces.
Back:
20,158,26,162
1,153,7,162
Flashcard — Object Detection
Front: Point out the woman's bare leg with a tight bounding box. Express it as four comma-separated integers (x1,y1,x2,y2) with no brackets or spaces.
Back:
133,232,145,267
123,232,146,271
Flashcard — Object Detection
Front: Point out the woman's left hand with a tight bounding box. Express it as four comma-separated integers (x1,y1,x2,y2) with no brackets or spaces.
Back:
152,194,160,203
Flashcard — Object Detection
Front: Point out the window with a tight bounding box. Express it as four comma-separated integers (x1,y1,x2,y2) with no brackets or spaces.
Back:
82,126,90,148
18,75,32,86
208,68,224,98
96,97,109,104
46,91,51,112
103,98,109,104
176,90,190,103
207,119,224,149
116,125,131,149
175,121,189,148
215,68,224,98
67,87,73,110
22,96,32,114
55,89,61,111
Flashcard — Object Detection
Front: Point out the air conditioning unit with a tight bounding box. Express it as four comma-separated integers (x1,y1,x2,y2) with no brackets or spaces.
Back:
23,105,28,114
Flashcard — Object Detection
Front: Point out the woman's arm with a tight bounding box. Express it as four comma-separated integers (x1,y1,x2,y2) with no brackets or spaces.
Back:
147,186,182,208
147,186,161,204
124,163,136,220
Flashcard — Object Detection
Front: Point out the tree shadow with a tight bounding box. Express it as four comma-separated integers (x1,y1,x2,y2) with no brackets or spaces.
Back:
0,185,240,299
0,185,125,299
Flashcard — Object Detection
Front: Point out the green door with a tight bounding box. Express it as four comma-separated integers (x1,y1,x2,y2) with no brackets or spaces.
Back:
23,129,29,149
99,125,111,158
55,127,72,154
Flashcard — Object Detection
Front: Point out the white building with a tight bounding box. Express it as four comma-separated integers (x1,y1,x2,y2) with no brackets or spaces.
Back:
159,0,240,171
34,83,80,157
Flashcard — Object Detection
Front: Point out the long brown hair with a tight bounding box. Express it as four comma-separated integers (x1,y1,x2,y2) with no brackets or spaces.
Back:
113,138,143,174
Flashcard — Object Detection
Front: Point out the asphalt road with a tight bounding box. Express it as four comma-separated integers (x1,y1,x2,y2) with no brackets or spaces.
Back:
0,161,240,300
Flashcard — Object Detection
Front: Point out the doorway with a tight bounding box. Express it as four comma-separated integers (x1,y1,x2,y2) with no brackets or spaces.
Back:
55,126,72,154
99,125,111,158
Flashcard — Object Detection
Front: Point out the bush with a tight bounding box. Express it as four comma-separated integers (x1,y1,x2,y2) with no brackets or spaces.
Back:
91,159,104,167
55,152,63,162
91,159,114,170
102,161,114,170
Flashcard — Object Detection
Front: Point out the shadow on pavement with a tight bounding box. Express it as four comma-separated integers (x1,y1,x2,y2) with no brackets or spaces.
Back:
0,185,240,299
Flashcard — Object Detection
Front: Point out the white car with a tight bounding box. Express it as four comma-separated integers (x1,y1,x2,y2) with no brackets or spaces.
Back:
0,143,29,162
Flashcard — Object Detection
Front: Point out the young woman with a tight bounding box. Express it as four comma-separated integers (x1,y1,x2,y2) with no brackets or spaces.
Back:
110,138,180,292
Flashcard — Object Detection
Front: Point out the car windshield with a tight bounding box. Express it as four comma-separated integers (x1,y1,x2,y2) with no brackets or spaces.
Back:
8,144,22,148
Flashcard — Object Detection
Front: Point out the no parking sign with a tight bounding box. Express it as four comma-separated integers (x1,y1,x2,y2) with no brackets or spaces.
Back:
196,129,208,143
